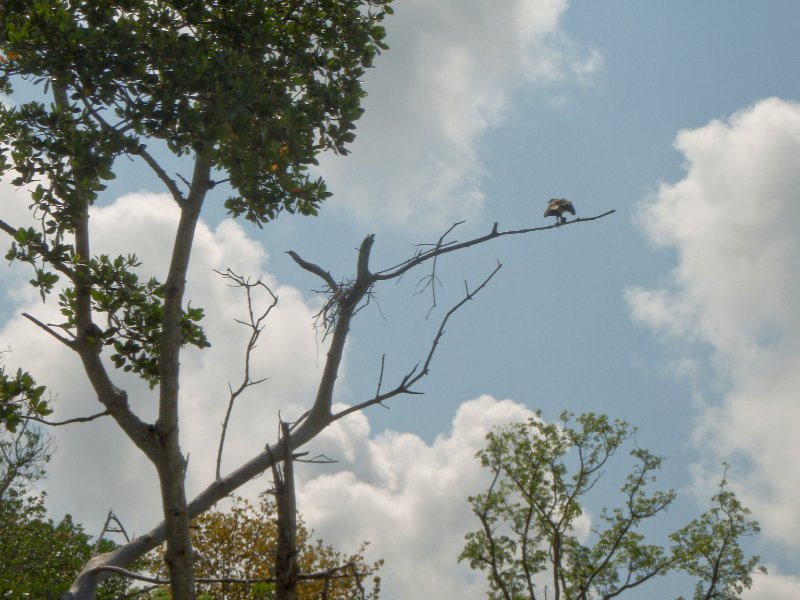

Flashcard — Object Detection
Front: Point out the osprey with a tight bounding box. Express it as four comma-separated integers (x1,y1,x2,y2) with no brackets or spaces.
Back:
543,198,575,224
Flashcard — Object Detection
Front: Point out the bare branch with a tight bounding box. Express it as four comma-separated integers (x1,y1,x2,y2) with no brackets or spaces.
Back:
295,455,337,464
133,147,186,205
376,210,615,281
27,410,110,427
94,509,132,554
215,269,278,479
414,221,464,316
286,250,339,291
0,218,19,239
22,312,77,349
333,261,502,421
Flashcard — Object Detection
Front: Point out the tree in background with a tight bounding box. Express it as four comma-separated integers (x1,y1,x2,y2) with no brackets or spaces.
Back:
460,412,765,600
0,412,129,598
142,496,382,600
0,491,133,599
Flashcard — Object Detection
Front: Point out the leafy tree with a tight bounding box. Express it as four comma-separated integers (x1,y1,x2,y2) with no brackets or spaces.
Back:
0,408,51,498
141,496,382,600
0,491,132,599
0,1,391,597
460,412,765,600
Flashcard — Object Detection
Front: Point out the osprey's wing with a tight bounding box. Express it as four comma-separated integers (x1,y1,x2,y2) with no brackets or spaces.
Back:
544,198,574,217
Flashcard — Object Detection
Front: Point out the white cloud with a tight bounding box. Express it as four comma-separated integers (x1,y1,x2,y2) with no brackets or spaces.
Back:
627,98,800,548
0,192,325,535
295,395,538,599
318,0,601,231
744,568,800,600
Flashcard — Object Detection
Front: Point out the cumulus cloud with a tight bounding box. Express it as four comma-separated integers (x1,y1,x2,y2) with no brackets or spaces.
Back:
295,395,538,599
745,568,800,600
626,98,800,568
318,0,601,230
0,191,325,534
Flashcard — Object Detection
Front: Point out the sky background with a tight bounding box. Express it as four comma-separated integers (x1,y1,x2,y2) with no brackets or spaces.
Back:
2,0,800,597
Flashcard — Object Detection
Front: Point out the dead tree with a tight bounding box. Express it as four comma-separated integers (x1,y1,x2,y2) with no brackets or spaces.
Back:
60,212,614,598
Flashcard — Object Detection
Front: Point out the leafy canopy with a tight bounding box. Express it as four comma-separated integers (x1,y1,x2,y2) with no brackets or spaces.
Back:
142,495,382,599
0,0,391,223
0,419,128,599
460,412,765,600
0,0,392,404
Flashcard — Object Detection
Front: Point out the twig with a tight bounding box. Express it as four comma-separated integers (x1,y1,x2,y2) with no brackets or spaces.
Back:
415,221,464,317
215,269,278,480
295,453,337,464
27,410,110,427
94,509,131,553
371,354,389,410
21,312,77,348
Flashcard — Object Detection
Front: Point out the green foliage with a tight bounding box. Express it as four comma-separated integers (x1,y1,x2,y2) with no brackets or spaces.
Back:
0,419,127,599
0,0,392,226
0,365,49,432
460,412,765,600
142,495,382,599
0,491,88,598
671,465,767,600
0,416,51,499
56,253,210,386
0,492,132,599
0,415,151,599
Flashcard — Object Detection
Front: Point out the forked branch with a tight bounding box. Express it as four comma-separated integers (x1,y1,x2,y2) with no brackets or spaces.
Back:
333,261,503,421
215,269,278,479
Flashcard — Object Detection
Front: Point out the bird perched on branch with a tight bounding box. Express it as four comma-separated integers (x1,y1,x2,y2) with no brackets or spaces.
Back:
543,198,576,224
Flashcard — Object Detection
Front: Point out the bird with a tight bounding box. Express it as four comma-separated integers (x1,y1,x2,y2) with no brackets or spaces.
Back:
543,198,575,224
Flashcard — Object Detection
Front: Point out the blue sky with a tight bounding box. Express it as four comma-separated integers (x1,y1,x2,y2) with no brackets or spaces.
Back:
3,1,800,597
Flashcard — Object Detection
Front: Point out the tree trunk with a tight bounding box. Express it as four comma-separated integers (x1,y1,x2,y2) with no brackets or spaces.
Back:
274,422,298,600
157,437,196,599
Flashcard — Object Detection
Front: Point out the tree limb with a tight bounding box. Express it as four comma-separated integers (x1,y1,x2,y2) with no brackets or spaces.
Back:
333,261,502,421
376,210,615,281
21,312,77,349
215,269,277,479
27,410,109,427
286,250,339,291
